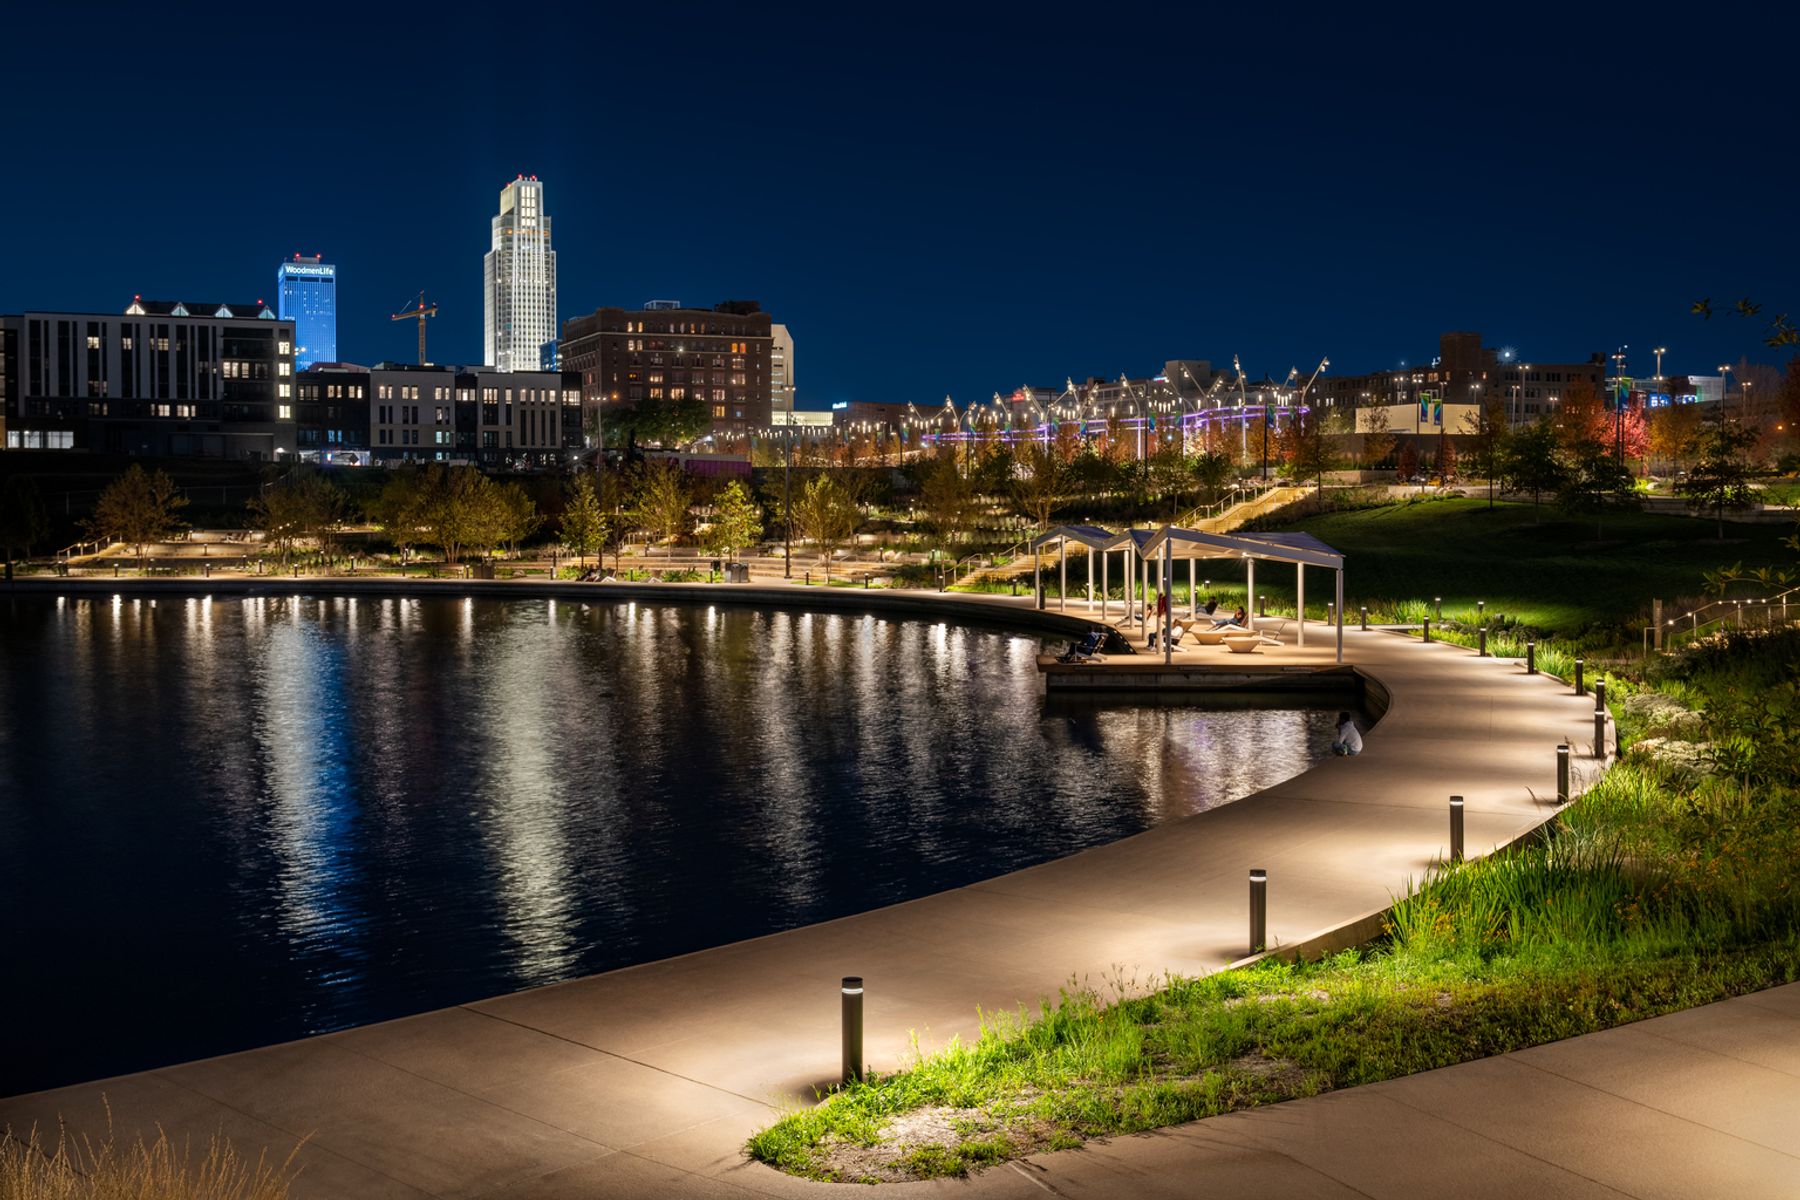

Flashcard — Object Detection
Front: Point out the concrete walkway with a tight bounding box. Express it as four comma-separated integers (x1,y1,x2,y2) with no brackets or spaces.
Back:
3,589,1621,1196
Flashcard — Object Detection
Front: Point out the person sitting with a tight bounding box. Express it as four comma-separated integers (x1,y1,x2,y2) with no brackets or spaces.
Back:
1212,605,1247,629
1058,629,1105,663
1149,622,1187,651
1203,596,1219,617
1331,711,1363,756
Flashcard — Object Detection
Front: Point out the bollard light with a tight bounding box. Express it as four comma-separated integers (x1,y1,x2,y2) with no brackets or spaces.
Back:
1594,710,1607,760
1478,627,1488,656
1423,616,1432,643
1248,869,1268,955
841,976,865,1085
1449,796,1465,863
1526,641,1536,674
1594,679,1607,716
1435,596,1443,621
1557,744,1571,803
1477,600,1485,621
1574,659,1585,696
1361,606,1368,631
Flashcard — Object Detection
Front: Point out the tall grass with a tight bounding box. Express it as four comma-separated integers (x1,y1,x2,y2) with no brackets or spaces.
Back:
746,632,1800,1183
0,1119,298,1200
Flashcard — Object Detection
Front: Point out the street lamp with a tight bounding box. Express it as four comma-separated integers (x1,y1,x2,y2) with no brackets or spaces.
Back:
1718,364,1732,421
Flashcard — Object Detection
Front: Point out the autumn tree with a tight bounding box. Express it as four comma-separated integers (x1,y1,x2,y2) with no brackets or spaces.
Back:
1360,403,1397,471
1397,439,1421,483
85,463,188,569
1553,381,1609,455
1433,430,1458,482
1647,402,1703,477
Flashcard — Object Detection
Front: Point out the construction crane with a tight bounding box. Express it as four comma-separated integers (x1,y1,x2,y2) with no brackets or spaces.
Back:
391,292,438,364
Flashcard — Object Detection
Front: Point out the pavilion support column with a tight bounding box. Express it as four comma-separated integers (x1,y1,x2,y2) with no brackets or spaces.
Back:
1101,550,1109,623
1141,547,1150,629
1297,563,1306,647
1335,567,1345,664
1034,553,1041,610
1059,540,1067,612
1087,547,1095,611
1162,539,1174,664
1247,558,1256,629
1188,558,1196,619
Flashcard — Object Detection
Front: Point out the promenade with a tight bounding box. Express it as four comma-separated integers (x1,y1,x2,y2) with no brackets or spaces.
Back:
3,582,1645,1196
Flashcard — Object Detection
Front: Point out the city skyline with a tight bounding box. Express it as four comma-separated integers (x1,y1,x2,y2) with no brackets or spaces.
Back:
1,6,1794,408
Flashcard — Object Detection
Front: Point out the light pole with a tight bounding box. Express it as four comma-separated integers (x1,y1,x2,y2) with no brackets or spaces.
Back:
1718,363,1732,422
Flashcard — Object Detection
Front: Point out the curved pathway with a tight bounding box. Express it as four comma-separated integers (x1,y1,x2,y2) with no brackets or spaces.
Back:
2,583,1609,1197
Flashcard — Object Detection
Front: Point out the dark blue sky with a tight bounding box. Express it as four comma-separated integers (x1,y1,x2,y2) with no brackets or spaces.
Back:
6,4,1795,402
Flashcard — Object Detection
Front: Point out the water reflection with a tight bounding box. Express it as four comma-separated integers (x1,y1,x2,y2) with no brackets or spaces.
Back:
0,596,1348,1095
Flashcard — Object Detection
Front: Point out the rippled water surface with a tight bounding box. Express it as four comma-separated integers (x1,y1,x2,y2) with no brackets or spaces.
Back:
0,594,1345,1093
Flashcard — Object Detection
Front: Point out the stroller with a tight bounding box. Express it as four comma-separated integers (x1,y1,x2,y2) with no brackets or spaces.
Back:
1056,628,1106,664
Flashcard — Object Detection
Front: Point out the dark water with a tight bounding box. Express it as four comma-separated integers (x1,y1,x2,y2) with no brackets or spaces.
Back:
0,594,1343,1094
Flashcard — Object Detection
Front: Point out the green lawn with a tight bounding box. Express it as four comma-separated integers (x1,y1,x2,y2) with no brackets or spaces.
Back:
1249,497,1794,637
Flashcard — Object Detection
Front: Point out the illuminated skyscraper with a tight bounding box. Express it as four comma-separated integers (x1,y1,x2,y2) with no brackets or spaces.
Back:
770,323,794,413
483,176,558,372
276,254,336,368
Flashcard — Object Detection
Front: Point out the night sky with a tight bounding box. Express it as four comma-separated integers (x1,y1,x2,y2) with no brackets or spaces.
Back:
6,4,1795,402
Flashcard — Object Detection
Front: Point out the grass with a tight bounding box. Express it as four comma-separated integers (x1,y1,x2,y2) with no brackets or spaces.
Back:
1246,496,1794,639
0,1117,299,1199
746,629,1800,1182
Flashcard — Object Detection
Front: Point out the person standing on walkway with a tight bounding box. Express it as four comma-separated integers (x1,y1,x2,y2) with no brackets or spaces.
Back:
1331,711,1363,756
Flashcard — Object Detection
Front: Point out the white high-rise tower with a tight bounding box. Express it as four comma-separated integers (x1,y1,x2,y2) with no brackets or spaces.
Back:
483,175,558,371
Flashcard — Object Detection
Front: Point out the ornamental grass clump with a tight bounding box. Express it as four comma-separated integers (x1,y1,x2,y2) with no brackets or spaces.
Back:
0,1117,299,1200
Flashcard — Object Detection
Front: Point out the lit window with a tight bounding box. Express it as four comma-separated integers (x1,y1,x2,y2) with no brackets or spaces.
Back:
277,405,292,419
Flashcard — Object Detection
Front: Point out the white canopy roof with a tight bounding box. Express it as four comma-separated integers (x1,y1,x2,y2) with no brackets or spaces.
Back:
1028,524,1130,552
1138,527,1344,570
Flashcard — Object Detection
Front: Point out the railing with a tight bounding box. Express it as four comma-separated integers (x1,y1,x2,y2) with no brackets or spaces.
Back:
1662,585,1800,648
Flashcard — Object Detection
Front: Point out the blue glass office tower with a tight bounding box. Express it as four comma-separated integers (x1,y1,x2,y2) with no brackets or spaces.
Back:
276,254,337,368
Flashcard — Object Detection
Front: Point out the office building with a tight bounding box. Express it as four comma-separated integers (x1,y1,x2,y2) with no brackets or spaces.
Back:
1,298,296,458
770,323,794,413
483,176,558,372
276,254,337,368
1314,332,1607,427
295,363,370,462
366,364,582,469
560,300,773,443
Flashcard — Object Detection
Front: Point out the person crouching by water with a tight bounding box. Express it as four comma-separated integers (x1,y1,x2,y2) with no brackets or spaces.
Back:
1331,711,1363,756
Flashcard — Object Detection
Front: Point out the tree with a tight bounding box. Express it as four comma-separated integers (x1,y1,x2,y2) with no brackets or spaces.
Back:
0,475,49,567
1557,436,1641,539
1360,403,1397,471
494,481,542,556
1647,402,1703,478
1397,439,1421,483
559,474,607,569
791,473,859,577
1459,398,1508,508
1433,430,1458,482
1009,441,1068,531
84,463,188,569
372,465,434,559
607,396,710,449
703,479,763,561
1502,420,1564,521
1285,408,1340,497
920,455,977,558
1553,381,1609,455
423,467,490,564
1680,415,1760,539
633,459,693,545
249,471,345,567
1191,450,1234,506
